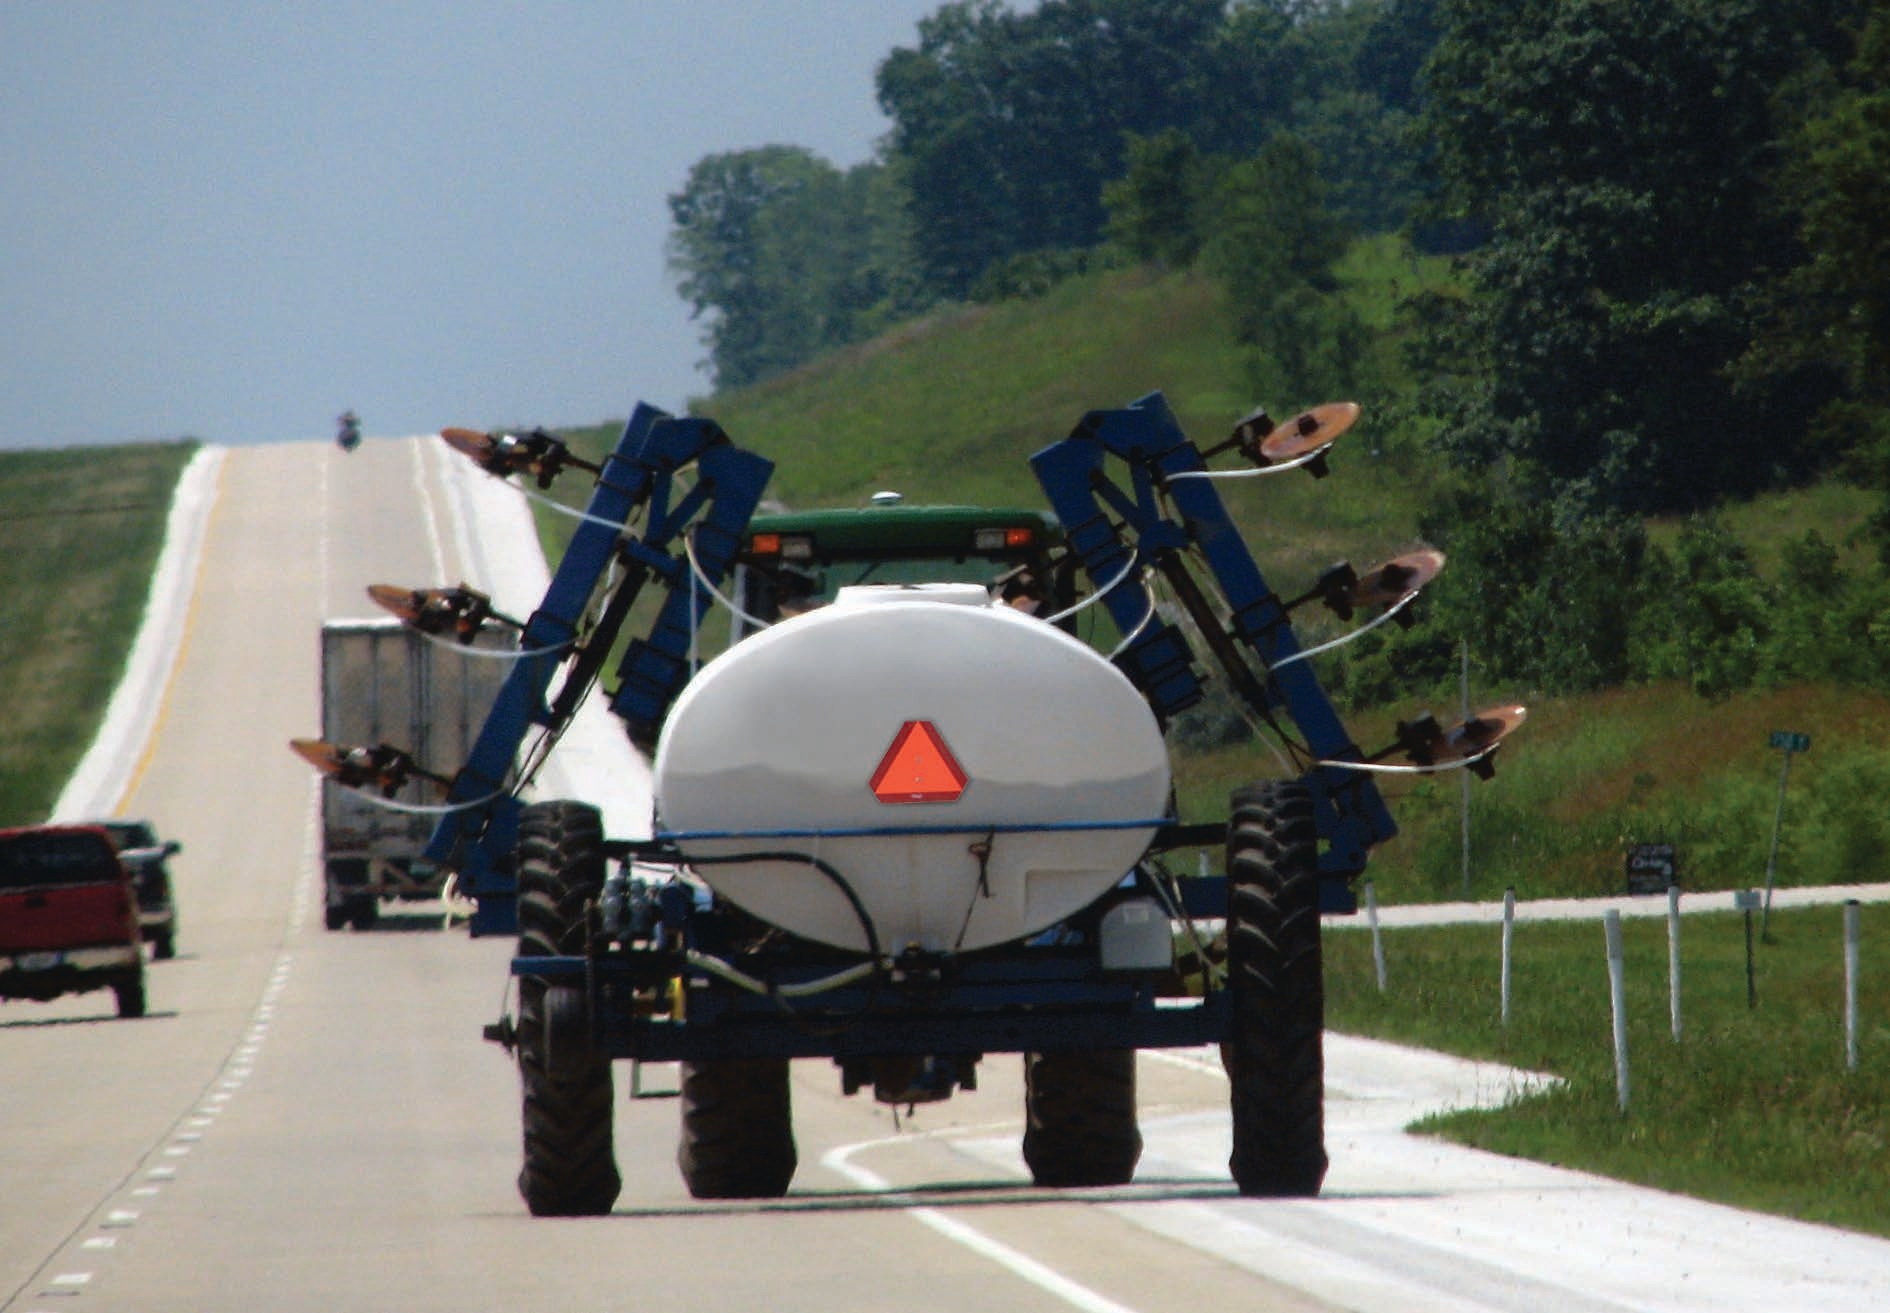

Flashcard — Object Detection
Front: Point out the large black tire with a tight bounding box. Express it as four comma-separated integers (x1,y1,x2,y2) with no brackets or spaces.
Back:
114,973,147,1020
676,1059,797,1199
1021,1049,1142,1187
1224,780,1328,1197
514,801,621,1217
326,861,364,929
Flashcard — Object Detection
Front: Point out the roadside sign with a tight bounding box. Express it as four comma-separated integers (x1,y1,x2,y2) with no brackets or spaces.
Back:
1733,889,1762,911
1768,730,1811,753
1625,843,1677,895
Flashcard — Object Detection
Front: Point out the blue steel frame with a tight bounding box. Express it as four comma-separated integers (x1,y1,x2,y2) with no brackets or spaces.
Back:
433,391,1396,1063
424,404,773,936
1030,392,1395,890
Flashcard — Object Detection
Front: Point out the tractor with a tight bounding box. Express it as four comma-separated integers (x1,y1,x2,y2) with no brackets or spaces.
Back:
301,391,1520,1212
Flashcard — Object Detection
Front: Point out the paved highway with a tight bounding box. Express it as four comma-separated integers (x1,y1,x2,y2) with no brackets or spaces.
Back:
4,435,1887,1313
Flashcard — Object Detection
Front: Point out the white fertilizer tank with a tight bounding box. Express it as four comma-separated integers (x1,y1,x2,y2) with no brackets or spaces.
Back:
651,584,1171,954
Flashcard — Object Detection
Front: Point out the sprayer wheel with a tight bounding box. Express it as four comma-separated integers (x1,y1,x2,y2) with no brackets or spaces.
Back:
677,1058,798,1199
1021,1048,1142,1187
1223,780,1328,1197
514,800,621,1217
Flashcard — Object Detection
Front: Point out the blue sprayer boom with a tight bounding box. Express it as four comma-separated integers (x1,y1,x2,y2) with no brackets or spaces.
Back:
300,390,1521,1211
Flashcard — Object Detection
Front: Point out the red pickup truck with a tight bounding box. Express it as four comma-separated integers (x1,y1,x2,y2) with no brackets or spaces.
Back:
0,824,147,1019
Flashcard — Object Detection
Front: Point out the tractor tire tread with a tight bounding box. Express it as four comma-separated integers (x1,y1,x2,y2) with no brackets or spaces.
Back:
513,801,621,1217
1224,780,1328,1197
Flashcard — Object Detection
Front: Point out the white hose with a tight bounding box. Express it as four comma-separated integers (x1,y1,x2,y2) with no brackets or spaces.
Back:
1041,549,1140,625
1314,747,1501,777
513,479,642,533
1162,443,1332,481
330,782,511,816
1267,590,1420,672
409,627,570,661
683,532,773,631
683,951,877,1000
1105,569,1160,659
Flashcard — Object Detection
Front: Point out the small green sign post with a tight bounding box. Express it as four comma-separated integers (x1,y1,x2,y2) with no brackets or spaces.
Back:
1761,730,1810,938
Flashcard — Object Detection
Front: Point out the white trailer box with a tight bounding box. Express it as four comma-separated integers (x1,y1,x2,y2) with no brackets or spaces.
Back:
319,619,513,930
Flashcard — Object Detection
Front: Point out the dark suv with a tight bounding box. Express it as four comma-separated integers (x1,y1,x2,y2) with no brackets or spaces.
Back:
97,819,181,960
0,825,147,1018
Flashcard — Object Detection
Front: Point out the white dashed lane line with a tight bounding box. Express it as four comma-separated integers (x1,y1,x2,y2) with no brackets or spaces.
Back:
15,950,297,1310
18,787,318,1307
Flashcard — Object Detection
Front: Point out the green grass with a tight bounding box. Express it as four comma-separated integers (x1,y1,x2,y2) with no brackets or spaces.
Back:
561,257,1437,581
1650,478,1882,576
0,442,198,825
1176,681,1890,904
539,242,1454,679
1328,905,1890,1236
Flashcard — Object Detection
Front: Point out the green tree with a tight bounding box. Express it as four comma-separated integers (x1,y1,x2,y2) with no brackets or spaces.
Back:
667,147,926,389
1201,133,1359,400
1419,0,1848,512
1743,6,1890,558
1762,531,1890,686
1206,0,1439,232
1103,128,1209,267
1630,520,1772,698
877,0,1227,298
1417,489,1649,694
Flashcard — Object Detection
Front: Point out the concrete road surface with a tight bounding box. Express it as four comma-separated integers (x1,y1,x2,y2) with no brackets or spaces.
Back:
4,434,1887,1313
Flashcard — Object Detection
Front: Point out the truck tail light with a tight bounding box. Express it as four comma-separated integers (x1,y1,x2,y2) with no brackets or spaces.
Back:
974,526,1034,551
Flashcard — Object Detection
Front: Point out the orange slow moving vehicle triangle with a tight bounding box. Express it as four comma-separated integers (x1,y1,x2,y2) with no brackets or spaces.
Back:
869,720,968,804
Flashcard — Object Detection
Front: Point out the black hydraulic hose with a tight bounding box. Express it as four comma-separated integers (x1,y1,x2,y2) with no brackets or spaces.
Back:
677,849,887,1035
678,849,884,974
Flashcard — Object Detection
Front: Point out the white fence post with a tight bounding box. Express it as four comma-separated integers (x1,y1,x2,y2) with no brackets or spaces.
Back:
1845,900,1862,1072
1501,887,1515,1028
1605,909,1630,1114
1365,880,1386,993
1667,884,1683,1042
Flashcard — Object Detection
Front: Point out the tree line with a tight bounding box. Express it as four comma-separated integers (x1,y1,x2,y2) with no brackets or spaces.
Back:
667,0,1433,390
667,0,1890,701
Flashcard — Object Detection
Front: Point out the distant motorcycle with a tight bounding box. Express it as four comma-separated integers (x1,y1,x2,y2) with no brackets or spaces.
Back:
337,410,362,452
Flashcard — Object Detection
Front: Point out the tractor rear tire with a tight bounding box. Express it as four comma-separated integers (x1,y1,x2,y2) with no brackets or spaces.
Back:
677,1059,797,1199
514,801,621,1217
1021,1049,1142,1187
1224,782,1330,1201
1223,780,1328,1197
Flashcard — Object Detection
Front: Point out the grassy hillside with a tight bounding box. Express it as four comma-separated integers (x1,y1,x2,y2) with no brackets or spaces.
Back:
548,238,1889,906
567,240,1449,575
0,441,198,824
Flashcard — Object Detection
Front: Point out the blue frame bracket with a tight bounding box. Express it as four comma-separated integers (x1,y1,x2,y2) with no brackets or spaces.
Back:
1030,391,1395,878
425,404,773,934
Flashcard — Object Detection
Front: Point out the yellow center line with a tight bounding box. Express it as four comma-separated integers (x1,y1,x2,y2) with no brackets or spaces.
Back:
112,454,231,817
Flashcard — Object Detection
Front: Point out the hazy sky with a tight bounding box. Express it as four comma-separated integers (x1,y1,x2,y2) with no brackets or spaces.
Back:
0,1,951,449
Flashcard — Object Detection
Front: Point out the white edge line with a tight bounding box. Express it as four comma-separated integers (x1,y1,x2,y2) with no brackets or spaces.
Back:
409,436,448,585
822,1138,1144,1313
52,445,227,821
